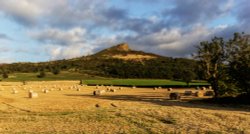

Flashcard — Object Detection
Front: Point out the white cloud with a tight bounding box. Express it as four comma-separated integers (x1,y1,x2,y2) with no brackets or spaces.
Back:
45,44,94,60
29,27,86,46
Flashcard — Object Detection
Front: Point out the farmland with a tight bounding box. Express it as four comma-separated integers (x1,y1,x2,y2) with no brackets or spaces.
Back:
0,81,249,133
1,72,209,88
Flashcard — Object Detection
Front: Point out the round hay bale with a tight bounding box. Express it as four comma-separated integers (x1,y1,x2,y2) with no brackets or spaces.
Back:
158,86,162,89
12,90,18,94
195,91,204,97
169,92,181,100
132,86,136,89
153,87,157,90
93,90,105,96
204,91,215,96
201,87,206,90
110,89,116,92
118,87,122,90
43,89,49,93
184,91,193,96
29,92,38,98
167,88,173,91
93,90,100,96
77,88,81,91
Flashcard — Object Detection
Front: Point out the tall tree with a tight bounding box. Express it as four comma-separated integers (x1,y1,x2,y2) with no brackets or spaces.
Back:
195,37,226,98
227,33,250,94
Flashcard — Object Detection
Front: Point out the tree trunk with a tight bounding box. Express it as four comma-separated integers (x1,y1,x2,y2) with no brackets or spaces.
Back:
209,77,219,98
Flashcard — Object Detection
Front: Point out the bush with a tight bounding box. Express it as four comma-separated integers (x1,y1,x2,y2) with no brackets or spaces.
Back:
52,67,60,75
2,72,8,79
37,70,46,78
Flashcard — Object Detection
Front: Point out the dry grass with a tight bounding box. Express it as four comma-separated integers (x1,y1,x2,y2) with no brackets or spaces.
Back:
0,81,249,133
112,54,156,60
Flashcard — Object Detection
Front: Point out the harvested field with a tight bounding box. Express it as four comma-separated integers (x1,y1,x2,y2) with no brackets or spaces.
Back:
0,81,249,133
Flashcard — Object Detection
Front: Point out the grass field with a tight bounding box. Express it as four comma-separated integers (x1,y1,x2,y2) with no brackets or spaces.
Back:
1,72,210,87
0,81,249,133
82,79,209,87
2,72,105,82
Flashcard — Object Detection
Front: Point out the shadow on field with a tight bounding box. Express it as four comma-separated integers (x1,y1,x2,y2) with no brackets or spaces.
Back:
69,94,250,112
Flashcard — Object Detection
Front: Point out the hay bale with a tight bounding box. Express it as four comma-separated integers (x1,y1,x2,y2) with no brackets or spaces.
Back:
184,91,193,96
76,88,81,91
29,92,38,98
132,86,136,89
153,87,157,90
110,103,117,107
158,86,162,89
195,91,204,97
43,89,49,93
118,87,122,90
93,90,105,96
96,86,99,89
201,87,206,90
167,88,173,91
110,89,116,92
205,91,215,96
169,92,181,100
59,88,63,91
12,90,18,94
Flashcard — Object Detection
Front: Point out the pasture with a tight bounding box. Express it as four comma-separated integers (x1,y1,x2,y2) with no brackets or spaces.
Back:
0,81,249,133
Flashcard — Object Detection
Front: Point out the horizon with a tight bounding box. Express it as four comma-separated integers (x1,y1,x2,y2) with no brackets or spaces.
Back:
0,0,249,63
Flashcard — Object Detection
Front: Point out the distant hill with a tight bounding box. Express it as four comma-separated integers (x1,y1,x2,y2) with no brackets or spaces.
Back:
0,43,201,80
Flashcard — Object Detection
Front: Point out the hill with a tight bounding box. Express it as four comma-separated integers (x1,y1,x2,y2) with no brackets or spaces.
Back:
0,43,201,80
92,43,161,60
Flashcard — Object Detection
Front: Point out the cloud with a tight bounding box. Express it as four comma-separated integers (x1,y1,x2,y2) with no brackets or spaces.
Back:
236,0,250,32
0,33,11,40
122,24,232,57
163,0,234,26
45,44,94,60
0,0,47,26
29,27,87,46
0,0,248,62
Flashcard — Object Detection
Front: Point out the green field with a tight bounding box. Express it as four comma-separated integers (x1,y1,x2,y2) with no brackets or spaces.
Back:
82,79,209,87
1,71,105,82
1,72,209,87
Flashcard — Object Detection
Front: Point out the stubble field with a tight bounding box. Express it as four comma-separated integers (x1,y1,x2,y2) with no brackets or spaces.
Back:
0,81,249,134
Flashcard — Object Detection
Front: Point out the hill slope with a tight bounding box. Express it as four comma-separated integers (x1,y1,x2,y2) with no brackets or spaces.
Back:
0,43,200,80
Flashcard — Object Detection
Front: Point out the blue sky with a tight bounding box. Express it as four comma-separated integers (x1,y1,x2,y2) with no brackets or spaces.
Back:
0,0,249,63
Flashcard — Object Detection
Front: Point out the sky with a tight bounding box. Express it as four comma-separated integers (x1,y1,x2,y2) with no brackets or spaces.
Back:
0,0,249,63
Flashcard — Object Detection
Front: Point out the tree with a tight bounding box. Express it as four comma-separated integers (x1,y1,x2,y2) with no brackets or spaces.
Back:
37,69,46,78
182,70,196,86
52,66,61,75
195,37,226,98
227,33,250,94
2,72,8,79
